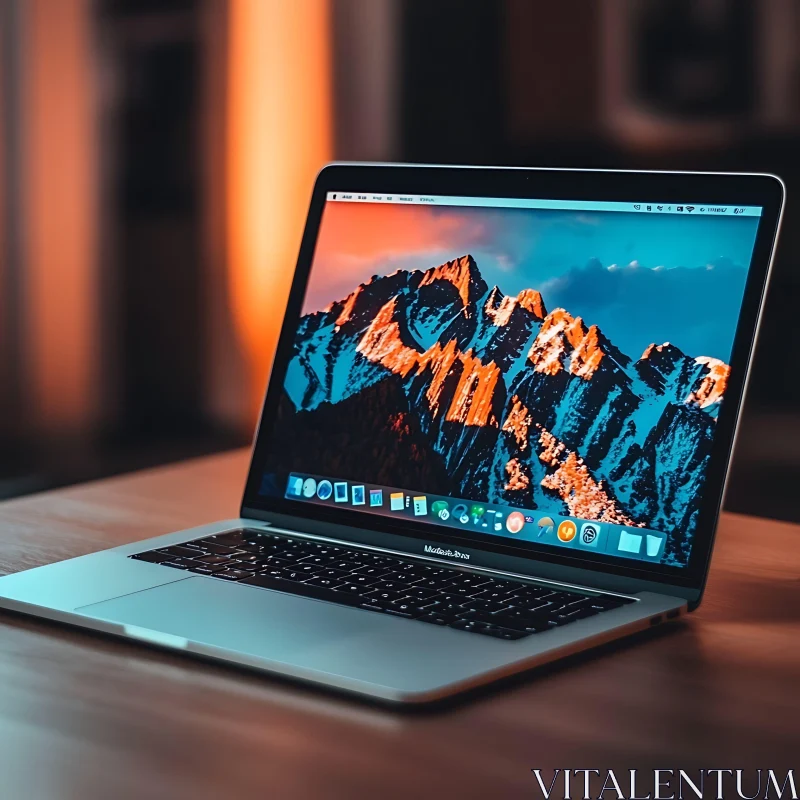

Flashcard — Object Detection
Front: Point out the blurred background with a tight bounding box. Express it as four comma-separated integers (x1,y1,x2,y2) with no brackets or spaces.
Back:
0,0,798,524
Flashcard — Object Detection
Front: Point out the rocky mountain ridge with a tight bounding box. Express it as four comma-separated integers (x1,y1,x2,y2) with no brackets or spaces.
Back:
279,254,729,564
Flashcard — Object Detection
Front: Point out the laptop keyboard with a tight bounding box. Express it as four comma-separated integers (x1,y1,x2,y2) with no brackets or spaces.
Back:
130,529,636,641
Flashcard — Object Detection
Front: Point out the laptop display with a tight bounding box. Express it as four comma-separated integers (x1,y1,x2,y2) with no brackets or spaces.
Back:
259,192,763,568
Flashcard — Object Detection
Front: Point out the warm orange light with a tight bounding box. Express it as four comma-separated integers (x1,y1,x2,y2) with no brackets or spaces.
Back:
226,0,332,419
20,0,98,433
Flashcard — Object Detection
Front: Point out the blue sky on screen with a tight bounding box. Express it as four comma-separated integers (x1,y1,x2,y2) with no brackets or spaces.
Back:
306,202,760,363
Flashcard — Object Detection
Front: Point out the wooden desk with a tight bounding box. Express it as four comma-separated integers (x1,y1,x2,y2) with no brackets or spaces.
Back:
0,450,798,799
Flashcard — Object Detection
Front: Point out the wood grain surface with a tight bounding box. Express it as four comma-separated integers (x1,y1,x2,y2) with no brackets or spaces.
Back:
0,450,797,799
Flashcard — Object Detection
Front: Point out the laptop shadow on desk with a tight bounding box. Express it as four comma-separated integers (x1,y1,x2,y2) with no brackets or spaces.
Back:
701,576,800,624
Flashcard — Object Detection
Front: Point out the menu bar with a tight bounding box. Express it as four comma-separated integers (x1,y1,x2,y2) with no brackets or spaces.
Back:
326,192,762,217
286,473,669,565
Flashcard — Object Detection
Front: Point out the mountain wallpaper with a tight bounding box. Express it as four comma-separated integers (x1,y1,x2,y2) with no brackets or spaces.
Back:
264,202,760,565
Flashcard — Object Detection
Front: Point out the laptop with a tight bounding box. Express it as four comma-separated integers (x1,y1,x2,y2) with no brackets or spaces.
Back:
0,165,784,704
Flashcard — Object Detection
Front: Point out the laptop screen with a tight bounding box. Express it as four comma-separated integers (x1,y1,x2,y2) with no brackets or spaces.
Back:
258,192,763,569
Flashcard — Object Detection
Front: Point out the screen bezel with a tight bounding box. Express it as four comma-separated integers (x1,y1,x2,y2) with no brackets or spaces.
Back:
240,164,784,592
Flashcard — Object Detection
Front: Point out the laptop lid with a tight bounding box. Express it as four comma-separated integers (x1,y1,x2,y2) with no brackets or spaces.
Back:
241,164,784,603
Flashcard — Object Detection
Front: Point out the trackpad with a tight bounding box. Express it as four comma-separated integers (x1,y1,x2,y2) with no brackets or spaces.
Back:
76,576,387,660
77,574,508,694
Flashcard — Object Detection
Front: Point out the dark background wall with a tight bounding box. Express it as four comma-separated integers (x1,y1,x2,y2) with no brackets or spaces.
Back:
0,0,798,524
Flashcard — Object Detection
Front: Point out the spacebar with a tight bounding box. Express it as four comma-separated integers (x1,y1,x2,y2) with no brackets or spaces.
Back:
240,574,362,608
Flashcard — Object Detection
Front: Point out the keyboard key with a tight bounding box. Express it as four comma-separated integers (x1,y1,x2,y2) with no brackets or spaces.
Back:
448,619,492,634
202,543,238,555
297,555,339,567
472,589,516,603
486,603,518,616
280,568,312,582
388,600,426,616
358,554,393,566
510,584,555,598
494,607,549,622
518,599,558,614
358,600,388,614
418,614,451,626
304,575,347,589
330,560,358,571
445,585,487,597
481,626,530,640
442,574,492,590
235,543,263,554
480,579,519,593
215,569,252,581
377,571,406,584
460,610,502,625
421,568,451,577
173,540,207,552
315,567,349,580
189,564,226,575
332,582,369,596
414,577,451,591
204,531,245,546
294,563,323,575
257,565,282,576
382,608,416,619
352,565,393,579
392,566,420,579
363,589,405,603
248,543,285,555
458,598,498,614
545,615,574,627
195,555,233,566
160,560,190,570
486,611,550,633
258,556,293,569
348,574,382,588
433,593,465,604
588,596,627,610
358,602,416,620
273,549,305,561
555,607,600,622
131,551,170,564
562,597,596,612
545,591,583,606
435,606,463,618
157,545,203,559
229,552,262,564
227,561,259,572
402,587,439,601
369,580,409,593
243,529,272,540
338,550,368,561
177,557,204,568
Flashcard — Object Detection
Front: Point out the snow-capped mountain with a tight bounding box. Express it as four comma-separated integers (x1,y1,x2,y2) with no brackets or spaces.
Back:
277,254,730,565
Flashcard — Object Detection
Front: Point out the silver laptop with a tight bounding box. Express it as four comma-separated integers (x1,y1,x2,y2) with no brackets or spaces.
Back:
0,165,784,704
